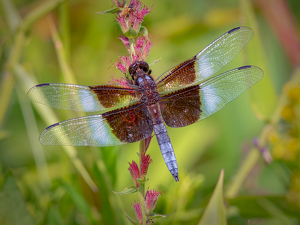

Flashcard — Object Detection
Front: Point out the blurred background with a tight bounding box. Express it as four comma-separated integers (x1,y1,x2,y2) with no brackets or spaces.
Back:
0,0,300,224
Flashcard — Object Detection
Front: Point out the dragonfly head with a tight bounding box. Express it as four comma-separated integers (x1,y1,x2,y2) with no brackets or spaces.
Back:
129,61,150,81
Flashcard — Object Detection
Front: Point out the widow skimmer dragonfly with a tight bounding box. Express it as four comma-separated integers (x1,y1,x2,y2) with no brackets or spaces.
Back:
28,26,263,182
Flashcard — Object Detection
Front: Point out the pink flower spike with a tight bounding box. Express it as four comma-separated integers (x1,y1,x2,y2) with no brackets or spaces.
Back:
145,189,161,216
142,38,153,60
115,60,127,74
127,0,152,34
115,55,132,74
116,16,129,33
140,153,152,176
135,36,145,50
128,161,140,187
119,35,131,53
132,201,143,224
133,36,145,60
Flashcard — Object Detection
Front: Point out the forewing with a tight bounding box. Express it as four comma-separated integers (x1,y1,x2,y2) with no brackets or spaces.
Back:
40,103,153,146
161,66,263,127
28,83,140,112
156,27,254,94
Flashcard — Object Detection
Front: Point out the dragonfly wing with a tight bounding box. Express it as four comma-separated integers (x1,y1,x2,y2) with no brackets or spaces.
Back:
28,83,140,112
157,27,254,95
40,103,153,146
199,65,263,120
160,65,263,127
160,85,201,128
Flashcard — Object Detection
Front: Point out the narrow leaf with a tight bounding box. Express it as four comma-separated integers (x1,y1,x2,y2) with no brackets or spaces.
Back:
96,7,120,14
49,16,76,84
113,185,138,195
198,170,226,225
123,209,138,224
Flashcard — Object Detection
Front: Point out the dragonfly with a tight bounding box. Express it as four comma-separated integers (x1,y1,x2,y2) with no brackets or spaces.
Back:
28,26,263,182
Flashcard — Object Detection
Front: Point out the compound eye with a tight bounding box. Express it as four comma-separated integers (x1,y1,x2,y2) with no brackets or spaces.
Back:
141,62,149,72
129,63,137,78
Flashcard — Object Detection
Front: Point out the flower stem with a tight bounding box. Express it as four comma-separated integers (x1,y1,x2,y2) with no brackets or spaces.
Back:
139,139,146,225
129,38,136,60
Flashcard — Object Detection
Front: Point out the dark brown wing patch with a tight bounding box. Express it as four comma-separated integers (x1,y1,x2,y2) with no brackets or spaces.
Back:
102,103,153,143
157,56,196,90
90,85,138,109
160,85,202,128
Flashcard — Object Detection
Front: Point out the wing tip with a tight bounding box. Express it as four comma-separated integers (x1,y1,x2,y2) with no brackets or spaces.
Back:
27,83,50,99
238,65,264,77
227,26,253,35
45,122,60,130
228,27,241,34
238,65,252,70
36,83,50,87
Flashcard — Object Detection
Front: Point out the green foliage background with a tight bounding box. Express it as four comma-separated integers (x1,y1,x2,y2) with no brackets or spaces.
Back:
0,0,300,224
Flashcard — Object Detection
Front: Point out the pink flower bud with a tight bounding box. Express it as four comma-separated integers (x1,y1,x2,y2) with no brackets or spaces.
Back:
140,153,152,176
142,38,153,61
128,161,140,187
132,201,143,224
116,16,129,34
145,189,161,215
119,35,131,53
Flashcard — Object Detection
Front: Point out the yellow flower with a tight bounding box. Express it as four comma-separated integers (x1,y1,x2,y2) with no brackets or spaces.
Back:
281,105,296,121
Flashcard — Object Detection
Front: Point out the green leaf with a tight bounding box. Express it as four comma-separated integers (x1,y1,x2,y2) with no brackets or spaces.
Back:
148,213,170,219
198,170,226,225
49,16,76,84
123,209,138,224
96,7,120,15
113,185,138,195
0,170,35,225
